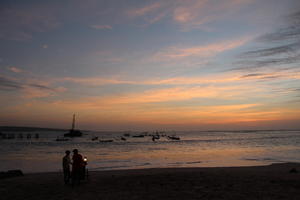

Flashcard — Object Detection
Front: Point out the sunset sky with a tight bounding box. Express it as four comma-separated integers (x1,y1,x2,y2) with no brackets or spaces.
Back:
1,0,300,131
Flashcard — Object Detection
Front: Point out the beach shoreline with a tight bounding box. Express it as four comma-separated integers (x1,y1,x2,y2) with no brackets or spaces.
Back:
1,162,299,200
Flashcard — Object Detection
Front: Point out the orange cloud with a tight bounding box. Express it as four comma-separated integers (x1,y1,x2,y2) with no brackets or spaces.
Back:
173,0,209,23
127,2,162,17
58,74,238,87
8,66,23,73
58,68,300,87
47,83,264,112
125,0,252,30
171,0,253,30
7,85,299,129
18,96,300,129
60,77,135,86
105,85,248,104
21,84,66,99
154,37,250,60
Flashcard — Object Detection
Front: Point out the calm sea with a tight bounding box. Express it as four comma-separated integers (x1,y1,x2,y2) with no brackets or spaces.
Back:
0,130,299,173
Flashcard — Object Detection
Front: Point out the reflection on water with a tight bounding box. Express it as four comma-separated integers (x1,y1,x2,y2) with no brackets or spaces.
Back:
0,130,299,172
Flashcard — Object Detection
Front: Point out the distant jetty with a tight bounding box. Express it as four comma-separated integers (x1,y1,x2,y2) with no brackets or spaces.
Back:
0,126,67,132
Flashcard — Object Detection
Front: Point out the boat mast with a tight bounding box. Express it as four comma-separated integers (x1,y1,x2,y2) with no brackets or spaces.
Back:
71,114,75,130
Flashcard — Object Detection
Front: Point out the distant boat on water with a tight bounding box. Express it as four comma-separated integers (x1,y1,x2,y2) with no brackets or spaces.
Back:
99,139,114,143
132,134,145,138
56,137,69,141
64,114,83,137
167,135,180,140
91,136,98,141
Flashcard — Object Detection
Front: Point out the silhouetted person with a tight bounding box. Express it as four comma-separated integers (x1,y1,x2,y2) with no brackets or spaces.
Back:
72,149,84,186
62,150,71,184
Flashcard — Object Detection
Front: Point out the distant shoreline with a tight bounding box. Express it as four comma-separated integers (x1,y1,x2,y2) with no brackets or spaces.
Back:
1,126,300,133
0,126,68,132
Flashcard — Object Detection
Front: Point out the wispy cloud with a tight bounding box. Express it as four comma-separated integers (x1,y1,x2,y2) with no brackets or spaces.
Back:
100,85,253,104
258,11,300,42
240,43,300,58
126,0,253,30
54,84,263,110
21,85,66,98
0,76,23,91
237,55,300,70
126,1,169,25
60,77,135,86
57,68,300,87
172,0,252,28
0,4,61,41
58,73,239,86
90,24,112,30
154,37,250,61
235,10,300,71
239,71,300,81
0,1,115,41
37,95,291,126
127,2,162,17
8,66,23,73
0,75,66,98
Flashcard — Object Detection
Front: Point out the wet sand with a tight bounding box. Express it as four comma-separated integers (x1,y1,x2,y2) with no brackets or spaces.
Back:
1,163,299,200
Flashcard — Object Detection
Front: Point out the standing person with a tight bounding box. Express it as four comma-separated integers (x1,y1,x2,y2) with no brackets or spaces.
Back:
62,150,71,184
72,149,84,185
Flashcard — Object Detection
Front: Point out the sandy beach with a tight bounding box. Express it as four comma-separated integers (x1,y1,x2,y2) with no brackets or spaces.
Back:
0,163,299,200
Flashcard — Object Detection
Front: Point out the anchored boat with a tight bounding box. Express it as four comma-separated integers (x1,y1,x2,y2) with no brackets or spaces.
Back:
64,114,83,137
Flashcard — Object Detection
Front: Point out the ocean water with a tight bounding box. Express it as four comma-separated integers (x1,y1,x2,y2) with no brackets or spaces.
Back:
0,130,299,173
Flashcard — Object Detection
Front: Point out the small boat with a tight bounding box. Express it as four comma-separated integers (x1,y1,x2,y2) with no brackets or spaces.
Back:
123,132,131,137
121,137,127,141
99,139,113,143
132,134,144,138
7,134,15,139
152,135,160,141
64,114,83,137
167,135,180,140
91,136,98,141
141,131,148,136
56,137,69,141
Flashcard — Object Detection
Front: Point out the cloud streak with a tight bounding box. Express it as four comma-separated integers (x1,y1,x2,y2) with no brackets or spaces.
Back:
127,0,253,30
8,66,23,73
0,76,23,91
31,96,296,126
0,75,66,98
154,37,250,61
90,24,112,30
53,84,264,110
235,10,300,71
0,3,61,41
57,68,300,87
127,2,162,17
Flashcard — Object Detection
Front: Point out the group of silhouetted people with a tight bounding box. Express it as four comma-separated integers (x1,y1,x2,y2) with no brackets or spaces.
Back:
63,149,87,186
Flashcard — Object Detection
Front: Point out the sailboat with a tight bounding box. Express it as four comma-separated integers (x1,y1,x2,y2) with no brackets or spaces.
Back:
64,114,83,137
